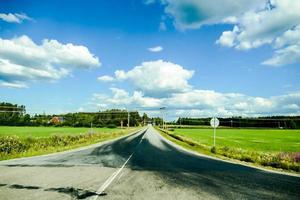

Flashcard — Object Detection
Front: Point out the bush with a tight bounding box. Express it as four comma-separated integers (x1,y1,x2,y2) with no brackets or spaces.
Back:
211,146,217,154
0,136,29,154
0,131,123,160
293,153,300,163
240,155,254,163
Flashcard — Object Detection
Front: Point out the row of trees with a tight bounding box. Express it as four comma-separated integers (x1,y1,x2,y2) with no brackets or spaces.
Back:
0,102,30,126
0,102,150,127
176,117,300,129
1,102,299,129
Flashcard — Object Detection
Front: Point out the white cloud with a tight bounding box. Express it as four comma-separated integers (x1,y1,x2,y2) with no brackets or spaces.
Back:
92,88,300,118
0,35,101,88
153,0,300,66
216,26,239,47
114,70,127,80
0,80,28,88
262,44,300,66
162,0,262,30
216,0,300,66
262,25,300,66
0,13,32,23
113,60,194,96
274,25,300,48
132,91,162,107
97,75,114,82
219,1,300,50
93,88,162,108
148,46,163,52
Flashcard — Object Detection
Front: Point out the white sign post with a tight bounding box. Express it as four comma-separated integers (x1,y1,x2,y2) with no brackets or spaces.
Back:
210,117,219,147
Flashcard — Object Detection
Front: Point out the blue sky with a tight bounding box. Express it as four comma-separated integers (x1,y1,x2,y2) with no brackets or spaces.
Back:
0,0,300,118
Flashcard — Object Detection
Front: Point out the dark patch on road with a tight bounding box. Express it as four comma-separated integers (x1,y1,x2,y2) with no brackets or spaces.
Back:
5,164,76,168
45,187,105,199
3,183,102,199
9,184,40,190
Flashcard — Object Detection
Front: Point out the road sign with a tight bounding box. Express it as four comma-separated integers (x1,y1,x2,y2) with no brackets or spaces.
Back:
210,117,219,128
210,117,219,147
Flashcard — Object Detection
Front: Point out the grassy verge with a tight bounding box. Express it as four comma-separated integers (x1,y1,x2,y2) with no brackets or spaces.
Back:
0,127,138,160
157,128,300,173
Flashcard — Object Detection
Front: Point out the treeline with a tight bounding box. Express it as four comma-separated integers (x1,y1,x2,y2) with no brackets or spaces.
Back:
0,102,30,126
176,117,300,129
0,102,150,127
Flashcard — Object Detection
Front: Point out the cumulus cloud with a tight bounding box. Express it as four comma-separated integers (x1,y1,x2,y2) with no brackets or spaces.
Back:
0,13,32,23
162,0,262,30
218,1,300,50
148,46,163,52
93,88,162,108
93,58,300,117
93,88,300,118
0,35,101,88
112,60,194,96
262,25,300,66
153,0,300,66
97,75,114,82
216,0,300,66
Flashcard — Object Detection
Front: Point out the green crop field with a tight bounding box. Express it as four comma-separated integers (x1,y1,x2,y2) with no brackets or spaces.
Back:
0,126,123,138
172,128,300,152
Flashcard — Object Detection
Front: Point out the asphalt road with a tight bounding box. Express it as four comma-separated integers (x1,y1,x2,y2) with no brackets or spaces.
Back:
0,126,299,200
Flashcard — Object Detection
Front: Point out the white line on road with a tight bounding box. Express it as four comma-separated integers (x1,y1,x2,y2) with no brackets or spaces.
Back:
92,128,147,200
93,153,133,200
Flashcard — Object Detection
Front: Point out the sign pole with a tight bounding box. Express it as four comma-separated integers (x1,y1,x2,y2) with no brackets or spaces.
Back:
213,126,216,147
210,117,219,147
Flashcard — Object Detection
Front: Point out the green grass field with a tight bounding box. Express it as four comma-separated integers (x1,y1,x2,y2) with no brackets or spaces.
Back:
172,128,300,152
0,126,121,138
0,126,139,160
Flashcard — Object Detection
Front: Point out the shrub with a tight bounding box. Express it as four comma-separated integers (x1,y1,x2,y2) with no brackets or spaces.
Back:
293,153,300,163
211,146,217,154
0,136,29,154
240,154,255,163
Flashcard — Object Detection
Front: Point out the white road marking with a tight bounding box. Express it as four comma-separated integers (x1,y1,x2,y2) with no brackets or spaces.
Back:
93,154,133,199
92,128,147,199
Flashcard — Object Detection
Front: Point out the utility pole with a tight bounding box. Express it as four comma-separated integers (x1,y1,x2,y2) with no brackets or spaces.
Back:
160,107,166,129
127,111,130,128
89,122,93,134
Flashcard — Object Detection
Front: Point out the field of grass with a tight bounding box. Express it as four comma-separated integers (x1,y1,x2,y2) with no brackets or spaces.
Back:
0,126,139,160
172,128,300,153
159,128,300,172
0,126,120,138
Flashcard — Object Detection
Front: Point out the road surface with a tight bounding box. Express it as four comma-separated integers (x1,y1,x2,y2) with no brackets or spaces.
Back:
0,126,299,200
